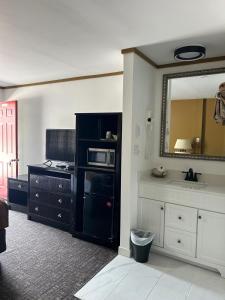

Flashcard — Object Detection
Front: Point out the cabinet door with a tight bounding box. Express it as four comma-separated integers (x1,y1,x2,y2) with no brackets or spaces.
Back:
84,171,114,197
83,194,113,240
197,210,225,266
139,198,164,247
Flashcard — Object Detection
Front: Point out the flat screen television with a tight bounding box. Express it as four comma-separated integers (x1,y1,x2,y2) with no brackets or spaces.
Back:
46,129,75,162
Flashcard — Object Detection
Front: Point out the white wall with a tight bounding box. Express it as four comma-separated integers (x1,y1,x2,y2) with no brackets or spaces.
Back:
3,75,123,173
120,55,225,258
119,53,156,256
152,60,225,175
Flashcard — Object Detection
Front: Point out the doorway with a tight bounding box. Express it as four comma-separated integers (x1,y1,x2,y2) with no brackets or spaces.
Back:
0,101,18,199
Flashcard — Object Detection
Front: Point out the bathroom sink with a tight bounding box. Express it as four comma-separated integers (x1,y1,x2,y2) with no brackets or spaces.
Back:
168,180,207,190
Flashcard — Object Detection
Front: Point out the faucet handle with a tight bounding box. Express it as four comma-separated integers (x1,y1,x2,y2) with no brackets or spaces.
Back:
182,171,189,181
193,172,202,182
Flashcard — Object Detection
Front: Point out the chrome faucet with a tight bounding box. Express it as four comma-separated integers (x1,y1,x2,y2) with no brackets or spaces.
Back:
182,168,202,182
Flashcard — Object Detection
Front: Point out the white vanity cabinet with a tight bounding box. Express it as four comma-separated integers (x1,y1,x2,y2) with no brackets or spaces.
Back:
197,210,225,267
139,197,164,247
164,203,197,258
139,178,225,277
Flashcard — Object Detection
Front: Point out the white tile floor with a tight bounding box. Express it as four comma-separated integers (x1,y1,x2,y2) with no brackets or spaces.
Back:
75,253,225,300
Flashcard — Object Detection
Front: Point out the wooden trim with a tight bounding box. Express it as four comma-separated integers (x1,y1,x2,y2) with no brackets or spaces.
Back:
121,47,225,69
121,47,158,68
158,55,225,69
2,71,123,90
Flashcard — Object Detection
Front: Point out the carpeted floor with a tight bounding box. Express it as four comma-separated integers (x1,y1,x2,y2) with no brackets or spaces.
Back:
0,211,116,300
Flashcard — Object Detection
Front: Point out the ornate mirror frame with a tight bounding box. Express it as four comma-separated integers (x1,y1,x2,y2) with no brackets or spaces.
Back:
160,67,225,161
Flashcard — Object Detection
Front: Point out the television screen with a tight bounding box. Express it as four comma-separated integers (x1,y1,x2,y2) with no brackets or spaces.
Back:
46,129,75,162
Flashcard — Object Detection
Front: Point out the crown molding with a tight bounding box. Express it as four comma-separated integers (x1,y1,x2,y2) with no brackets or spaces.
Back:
2,71,124,90
121,47,225,69
121,47,158,68
158,55,225,68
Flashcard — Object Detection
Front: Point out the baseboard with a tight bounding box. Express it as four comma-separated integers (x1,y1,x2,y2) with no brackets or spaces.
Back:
151,245,220,275
118,246,131,257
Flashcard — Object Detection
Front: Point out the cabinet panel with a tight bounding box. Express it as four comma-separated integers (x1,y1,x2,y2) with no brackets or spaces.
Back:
30,188,71,210
30,202,70,224
165,227,196,257
30,174,47,189
30,174,70,194
83,194,113,240
84,171,114,197
9,179,28,192
139,198,164,247
49,177,71,194
197,210,225,266
165,203,197,233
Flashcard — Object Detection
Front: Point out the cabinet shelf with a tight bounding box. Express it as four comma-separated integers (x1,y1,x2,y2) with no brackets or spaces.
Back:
77,165,116,173
78,138,117,143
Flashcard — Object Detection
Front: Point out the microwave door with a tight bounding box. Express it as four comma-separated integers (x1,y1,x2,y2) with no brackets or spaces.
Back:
87,149,108,167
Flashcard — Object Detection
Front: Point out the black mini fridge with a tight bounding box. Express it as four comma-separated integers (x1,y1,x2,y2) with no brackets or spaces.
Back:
83,171,114,240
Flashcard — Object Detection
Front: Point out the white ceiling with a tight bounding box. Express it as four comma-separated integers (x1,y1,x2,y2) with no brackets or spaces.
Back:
1,0,225,86
138,33,225,65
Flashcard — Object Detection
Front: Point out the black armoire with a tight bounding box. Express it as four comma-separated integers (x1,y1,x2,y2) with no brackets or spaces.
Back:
72,113,122,248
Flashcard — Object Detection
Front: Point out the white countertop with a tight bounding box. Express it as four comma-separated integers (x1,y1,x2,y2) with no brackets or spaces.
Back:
140,175,225,196
139,172,225,213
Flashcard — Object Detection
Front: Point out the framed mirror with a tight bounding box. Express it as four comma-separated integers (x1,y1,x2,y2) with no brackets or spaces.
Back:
160,67,225,161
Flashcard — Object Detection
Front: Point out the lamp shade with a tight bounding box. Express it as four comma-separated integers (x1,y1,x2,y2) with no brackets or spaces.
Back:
174,139,192,154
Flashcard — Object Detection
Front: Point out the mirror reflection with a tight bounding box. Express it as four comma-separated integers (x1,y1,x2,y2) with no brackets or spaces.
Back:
162,69,225,159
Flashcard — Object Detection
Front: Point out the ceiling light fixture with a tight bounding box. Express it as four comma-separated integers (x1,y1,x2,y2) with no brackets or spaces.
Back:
174,45,206,61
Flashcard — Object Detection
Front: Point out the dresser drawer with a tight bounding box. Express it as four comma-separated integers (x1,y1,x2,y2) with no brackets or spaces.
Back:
30,189,46,203
29,202,70,224
30,174,71,194
30,174,47,190
164,227,196,257
9,179,28,192
30,188,71,210
165,203,197,233
49,177,71,194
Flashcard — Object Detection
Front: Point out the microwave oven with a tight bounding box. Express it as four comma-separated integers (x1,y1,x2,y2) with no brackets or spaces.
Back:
87,148,115,168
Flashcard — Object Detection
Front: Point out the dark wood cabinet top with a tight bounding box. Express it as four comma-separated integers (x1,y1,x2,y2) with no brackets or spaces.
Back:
8,174,28,182
28,164,74,176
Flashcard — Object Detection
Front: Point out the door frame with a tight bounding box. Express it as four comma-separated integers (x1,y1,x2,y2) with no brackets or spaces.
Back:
0,100,18,198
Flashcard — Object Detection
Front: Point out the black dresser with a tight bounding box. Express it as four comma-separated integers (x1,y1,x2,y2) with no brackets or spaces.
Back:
28,165,74,232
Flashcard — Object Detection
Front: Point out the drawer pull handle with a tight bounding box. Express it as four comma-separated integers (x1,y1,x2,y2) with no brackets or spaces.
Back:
35,206,39,212
58,184,63,189
57,213,62,218
198,215,202,219
177,239,181,244
58,199,62,204
178,216,182,220
18,184,22,189
35,179,39,184
160,207,164,211
35,193,39,198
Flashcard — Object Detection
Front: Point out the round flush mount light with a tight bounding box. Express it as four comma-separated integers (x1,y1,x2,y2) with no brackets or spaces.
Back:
174,45,206,61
